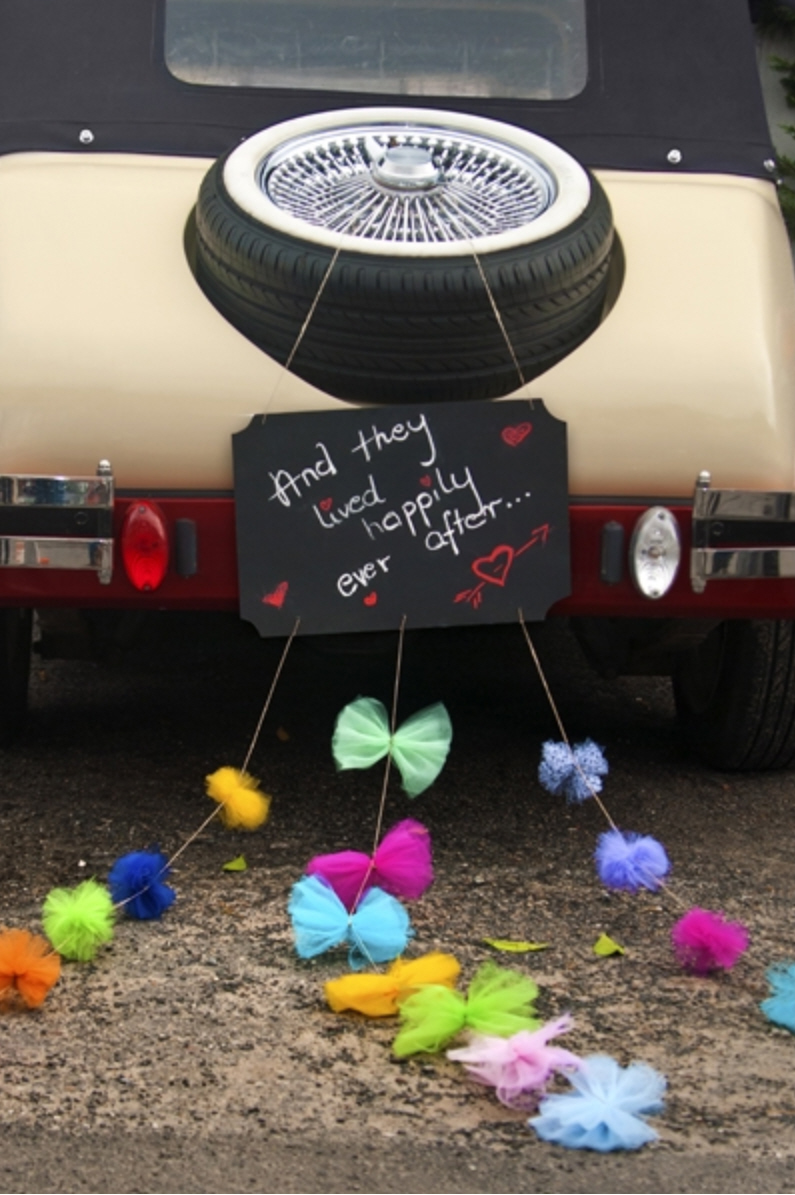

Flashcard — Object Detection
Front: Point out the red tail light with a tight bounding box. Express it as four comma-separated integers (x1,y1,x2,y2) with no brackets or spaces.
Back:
120,501,169,591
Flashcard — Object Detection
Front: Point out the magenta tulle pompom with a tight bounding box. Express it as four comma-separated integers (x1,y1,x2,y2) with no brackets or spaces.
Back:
671,907,749,975
595,829,670,893
306,818,433,910
447,1014,582,1110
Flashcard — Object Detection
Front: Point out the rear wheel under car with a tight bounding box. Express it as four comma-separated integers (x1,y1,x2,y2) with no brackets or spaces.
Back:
0,607,32,745
673,618,795,770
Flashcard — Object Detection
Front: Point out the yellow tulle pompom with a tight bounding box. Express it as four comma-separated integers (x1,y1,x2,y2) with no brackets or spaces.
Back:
205,767,271,831
325,952,460,1017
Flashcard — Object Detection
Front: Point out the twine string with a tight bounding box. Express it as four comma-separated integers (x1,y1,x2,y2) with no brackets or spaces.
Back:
348,615,408,921
260,213,363,422
113,618,300,910
518,610,686,906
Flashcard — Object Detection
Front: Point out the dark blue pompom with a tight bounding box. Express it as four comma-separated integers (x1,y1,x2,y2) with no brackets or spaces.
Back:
108,850,176,920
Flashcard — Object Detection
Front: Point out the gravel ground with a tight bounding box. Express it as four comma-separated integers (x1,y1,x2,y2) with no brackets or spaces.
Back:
0,615,794,1193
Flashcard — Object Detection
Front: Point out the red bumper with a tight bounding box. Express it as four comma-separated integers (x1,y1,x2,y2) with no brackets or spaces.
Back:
2,496,795,620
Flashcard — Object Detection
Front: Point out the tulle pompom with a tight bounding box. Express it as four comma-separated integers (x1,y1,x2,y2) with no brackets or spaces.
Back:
108,850,176,920
0,928,61,1009
307,819,433,910
42,879,115,962
671,907,748,975
393,962,540,1057
539,739,608,803
529,1054,666,1151
205,767,271,830
760,961,795,1032
448,1015,582,1110
595,829,670,893
325,952,460,1017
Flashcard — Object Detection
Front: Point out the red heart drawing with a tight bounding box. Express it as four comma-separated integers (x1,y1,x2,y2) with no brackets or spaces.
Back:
262,581,288,608
419,475,432,487
472,546,515,587
363,591,378,607
501,423,532,447
319,497,333,511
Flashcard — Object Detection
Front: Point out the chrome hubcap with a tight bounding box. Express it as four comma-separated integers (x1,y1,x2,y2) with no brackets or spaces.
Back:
261,122,557,245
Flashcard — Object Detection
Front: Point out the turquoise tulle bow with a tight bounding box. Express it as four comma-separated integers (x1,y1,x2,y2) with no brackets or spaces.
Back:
332,697,452,797
288,874,413,970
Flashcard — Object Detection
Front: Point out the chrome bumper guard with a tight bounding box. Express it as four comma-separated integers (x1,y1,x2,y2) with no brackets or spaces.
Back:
0,460,114,584
691,470,795,593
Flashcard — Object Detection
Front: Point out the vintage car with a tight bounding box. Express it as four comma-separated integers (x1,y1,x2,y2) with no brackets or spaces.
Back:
1,0,795,769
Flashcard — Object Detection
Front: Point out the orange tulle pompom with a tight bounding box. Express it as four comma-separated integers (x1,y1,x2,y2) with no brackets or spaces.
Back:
205,767,271,831
0,928,61,1009
325,952,460,1017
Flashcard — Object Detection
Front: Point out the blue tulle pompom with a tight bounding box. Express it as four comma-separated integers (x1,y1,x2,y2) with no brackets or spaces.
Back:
538,739,608,803
761,962,795,1033
108,850,176,920
288,874,413,971
595,829,670,893
529,1054,666,1152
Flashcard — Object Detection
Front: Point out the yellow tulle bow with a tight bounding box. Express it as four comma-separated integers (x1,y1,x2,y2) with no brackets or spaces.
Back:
325,952,460,1017
205,767,271,831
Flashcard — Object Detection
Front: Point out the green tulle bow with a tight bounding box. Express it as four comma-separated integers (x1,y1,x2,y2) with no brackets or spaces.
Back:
393,961,541,1057
332,697,452,797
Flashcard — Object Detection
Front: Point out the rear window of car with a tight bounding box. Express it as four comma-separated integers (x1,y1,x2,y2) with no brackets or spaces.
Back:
164,0,588,100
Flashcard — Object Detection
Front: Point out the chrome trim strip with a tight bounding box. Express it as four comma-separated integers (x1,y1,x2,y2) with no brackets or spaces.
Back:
0,461,114,584
0,475,113,509
0,537,113,584
691,471,795,593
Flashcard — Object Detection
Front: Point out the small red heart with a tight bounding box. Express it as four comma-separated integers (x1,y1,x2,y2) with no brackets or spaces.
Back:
472,546,515,587
319,497,333,511
262,581,288,608
419,475,432,487
363,592,378,607
502,423,532,447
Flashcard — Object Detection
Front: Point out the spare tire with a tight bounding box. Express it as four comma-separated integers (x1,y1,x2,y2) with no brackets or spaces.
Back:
195,107,615,404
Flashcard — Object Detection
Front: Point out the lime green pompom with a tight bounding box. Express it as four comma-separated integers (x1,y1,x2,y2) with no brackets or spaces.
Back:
42,879,115,962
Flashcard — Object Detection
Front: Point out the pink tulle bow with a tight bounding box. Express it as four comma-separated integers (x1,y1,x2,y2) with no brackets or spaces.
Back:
306,818,433,910
447,1014,582,1110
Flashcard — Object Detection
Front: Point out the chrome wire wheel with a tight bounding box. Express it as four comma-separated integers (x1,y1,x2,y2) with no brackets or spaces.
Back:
222,106,593,256
261,124,557,245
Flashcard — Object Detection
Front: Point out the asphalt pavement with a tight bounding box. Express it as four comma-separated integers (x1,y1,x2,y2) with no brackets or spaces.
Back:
0,613,793,1194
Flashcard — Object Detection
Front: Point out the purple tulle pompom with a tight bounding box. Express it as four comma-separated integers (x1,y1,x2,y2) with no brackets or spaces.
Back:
539,739,608,803
595,829,670,893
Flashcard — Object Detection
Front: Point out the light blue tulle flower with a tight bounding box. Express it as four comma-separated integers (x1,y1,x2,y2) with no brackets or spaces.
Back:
288,874,413,970
595,829,670,893
761,962,795,1033
529,1054,666,1151
538,739,608,803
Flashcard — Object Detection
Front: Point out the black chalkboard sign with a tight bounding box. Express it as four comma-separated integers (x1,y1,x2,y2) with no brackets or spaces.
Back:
233,399,569,636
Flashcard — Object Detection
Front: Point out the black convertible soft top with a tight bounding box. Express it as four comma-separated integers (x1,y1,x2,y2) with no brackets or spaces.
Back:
0,0,774,177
